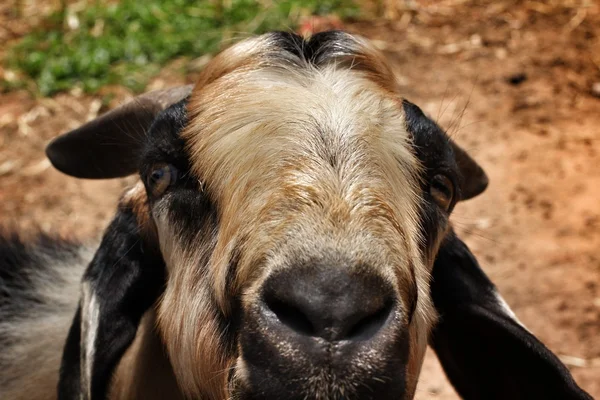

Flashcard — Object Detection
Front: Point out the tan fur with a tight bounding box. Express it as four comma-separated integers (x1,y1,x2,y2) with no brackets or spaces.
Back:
154,202,228,399
110,312,184,400
121,181,157,241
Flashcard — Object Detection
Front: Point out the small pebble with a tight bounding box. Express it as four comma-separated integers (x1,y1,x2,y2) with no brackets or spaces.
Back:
495,48,507,59
591,82,600,98
507,73,527,86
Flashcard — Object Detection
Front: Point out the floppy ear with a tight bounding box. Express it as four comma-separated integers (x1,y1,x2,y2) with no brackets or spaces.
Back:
429,230,592,400
401,99,488,201
46,85,193,179
58,198,165,400
450,140,488,200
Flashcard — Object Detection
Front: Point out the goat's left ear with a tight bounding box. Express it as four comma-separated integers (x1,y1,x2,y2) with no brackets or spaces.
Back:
58,193,165,400
449,139,488,200
402,100,488,201
429,230,592,400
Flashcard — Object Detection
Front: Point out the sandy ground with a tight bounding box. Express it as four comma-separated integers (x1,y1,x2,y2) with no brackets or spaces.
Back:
1,1,599,398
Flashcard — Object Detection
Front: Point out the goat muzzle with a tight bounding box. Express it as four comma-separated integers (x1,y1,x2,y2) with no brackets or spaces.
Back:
237,266,409,399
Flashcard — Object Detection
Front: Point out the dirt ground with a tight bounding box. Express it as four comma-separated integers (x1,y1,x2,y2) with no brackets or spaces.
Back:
1,0,599,398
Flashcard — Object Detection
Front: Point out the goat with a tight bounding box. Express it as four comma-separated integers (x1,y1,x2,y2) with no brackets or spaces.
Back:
0,31,592,400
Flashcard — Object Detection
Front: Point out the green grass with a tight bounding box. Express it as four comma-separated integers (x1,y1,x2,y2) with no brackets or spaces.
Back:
2,0,358,96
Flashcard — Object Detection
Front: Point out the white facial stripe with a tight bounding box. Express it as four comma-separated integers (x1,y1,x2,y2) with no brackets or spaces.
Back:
153,202,175,267
80,282,100,400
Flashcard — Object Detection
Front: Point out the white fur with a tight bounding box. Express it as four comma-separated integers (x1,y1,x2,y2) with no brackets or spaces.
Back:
0,245,93,400
81,282,100,400
495,291,528,330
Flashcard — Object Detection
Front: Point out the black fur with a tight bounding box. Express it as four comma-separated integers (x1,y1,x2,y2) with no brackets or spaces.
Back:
403,99,488,204
140,98,191,188
402,99,460,256
58,205,165,400
269,30,359,66
59,305,82,398
430,231,593,400
140,100,216,241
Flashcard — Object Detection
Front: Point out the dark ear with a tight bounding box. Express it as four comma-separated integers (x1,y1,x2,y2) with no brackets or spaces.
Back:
46,85,193,179
450,140,488,200
58,200,165,400
401,99,488,201
429,230,592,400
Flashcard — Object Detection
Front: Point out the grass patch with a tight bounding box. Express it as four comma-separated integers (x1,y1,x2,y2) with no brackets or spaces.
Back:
3,0,358,96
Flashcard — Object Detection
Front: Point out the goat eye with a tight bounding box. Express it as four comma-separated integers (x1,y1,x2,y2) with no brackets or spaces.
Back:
148,164,178,196
430,174,454,211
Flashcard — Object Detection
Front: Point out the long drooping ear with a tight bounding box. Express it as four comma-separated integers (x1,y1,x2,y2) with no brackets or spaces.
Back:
402,100,488,201
429,230,592,400
46,85,193,179
58,190,165,400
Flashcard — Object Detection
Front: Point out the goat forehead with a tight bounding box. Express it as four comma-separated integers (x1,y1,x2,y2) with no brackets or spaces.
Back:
183,66,420,212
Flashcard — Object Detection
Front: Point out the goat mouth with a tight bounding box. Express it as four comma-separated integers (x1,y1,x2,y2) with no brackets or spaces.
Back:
233,332,409,400
228,371,405,400
230,307,409,400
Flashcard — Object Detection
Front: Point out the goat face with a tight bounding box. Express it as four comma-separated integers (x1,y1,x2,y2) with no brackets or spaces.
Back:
48,31,488,400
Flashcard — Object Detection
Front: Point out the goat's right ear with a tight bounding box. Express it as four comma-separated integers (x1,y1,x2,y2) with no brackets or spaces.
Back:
46,85,193,179
58,189,165,400
430,231,592,400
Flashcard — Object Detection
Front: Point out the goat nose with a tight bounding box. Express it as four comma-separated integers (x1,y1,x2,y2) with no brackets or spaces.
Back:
261,267,395,342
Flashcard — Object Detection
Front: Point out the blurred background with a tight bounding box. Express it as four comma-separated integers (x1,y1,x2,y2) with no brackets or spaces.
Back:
0,0,599,398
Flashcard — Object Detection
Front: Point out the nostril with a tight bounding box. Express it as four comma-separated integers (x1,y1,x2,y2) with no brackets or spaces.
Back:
345,300,394,341
264,295,316,336
261,268,397,342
